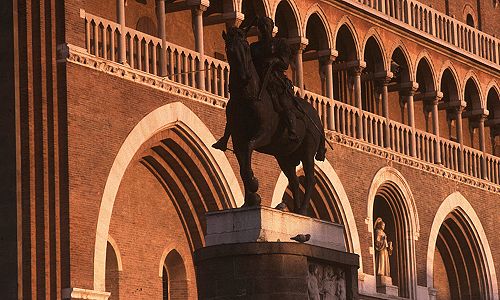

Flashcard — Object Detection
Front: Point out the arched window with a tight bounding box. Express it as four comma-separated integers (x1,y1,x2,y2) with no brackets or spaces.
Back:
106,241,121,299
466,14,475,27
162,250,188,300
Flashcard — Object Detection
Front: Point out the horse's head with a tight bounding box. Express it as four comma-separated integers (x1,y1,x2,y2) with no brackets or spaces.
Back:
222,26,252,85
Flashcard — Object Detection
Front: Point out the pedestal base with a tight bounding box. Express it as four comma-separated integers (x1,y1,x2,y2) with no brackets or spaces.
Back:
194,242,359,299
195,207,359,299
376,275,399,296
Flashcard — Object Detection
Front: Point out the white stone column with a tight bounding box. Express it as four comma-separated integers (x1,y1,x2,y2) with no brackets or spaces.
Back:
191,4,207,90
319,50,337,99
156,0,167,76
401,82,419,157
117,0,127,64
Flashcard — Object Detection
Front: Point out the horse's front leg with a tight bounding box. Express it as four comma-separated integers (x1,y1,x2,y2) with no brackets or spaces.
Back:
235,148,261,207
299,155,315,216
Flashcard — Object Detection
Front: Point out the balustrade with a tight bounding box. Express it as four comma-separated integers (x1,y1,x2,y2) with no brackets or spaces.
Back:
79,9,500,185
81,10,229,98
347,0,500,66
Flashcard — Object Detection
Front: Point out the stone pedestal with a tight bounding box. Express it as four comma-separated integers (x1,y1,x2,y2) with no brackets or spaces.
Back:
376,275,399,296
194,206,359,299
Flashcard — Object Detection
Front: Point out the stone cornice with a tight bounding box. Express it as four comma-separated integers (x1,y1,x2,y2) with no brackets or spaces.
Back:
327,131,500,194
61,43,228,110
63,43,500,193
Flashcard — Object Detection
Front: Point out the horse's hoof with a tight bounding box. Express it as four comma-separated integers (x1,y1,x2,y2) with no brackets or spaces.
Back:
245,192,261,207
275,202,288,212
248,176,259,193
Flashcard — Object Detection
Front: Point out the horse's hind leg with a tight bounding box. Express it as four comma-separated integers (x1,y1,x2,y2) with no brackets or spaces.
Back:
235,149,260,207
299,153,316,216
276,158,300,213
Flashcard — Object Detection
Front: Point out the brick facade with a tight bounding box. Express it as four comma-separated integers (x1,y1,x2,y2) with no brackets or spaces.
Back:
2,0,500,299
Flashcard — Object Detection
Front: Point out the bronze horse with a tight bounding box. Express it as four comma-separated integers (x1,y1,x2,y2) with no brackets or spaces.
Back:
221,26,326,215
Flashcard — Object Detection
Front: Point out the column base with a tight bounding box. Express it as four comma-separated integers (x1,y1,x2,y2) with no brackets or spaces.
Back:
62,288,110,300
376,275,399,296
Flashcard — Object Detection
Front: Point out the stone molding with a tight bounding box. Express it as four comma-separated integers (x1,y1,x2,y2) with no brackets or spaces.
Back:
61,43,228,110
62,288,110,300
63,44,500,194
327,131,500,193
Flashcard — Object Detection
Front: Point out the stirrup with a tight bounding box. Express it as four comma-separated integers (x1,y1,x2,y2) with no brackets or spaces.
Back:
212,140,228,151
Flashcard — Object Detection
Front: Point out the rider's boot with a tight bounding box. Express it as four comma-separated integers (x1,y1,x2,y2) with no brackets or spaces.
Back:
285,110,299,141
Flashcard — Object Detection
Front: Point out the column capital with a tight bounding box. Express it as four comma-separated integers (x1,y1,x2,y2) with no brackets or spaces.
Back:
188,0,209,12
350,60,366,76
288,36,309,51
222,11,245,26
399,81,419,96
374,71,394,85
318,49,338,64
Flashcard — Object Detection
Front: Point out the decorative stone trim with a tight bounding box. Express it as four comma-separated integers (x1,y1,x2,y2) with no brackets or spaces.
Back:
327,131,500,193
60,43,228,110
62,43,500,193
62,288,110,300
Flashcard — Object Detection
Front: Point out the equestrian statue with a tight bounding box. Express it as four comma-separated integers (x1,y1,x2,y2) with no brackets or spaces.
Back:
212,16,327,215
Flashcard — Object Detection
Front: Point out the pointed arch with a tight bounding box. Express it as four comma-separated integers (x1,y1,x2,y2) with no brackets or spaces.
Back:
367,167,419,299
93,102,243,291
389,42,415,82
302,3,333,49
237,0,272,17
270,159,363,273
463,70,485,108
333,15,361,59
437,60,461,92
426,192,498,299
485,80,500,100
361,28,388,69
107,235,123,272
414,51,438,92
271,0,302,37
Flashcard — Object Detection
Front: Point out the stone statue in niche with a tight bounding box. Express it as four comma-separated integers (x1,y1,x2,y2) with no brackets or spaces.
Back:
307,262,346,300
374,217,393,277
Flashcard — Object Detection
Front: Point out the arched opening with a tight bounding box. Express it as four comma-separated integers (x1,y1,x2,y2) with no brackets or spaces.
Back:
202,0,236,59
487,87,500,155
334,24,358,105
241,0,267,25
303,13,330,95
389,46,412,125
463,77,482,148
93,102,243,292
415,57,436,133
362,36,386,114
466,14,475,27
106,241,120,299
433,210,492,299
439,68,460,141
162,249,188,300
372,182,414,298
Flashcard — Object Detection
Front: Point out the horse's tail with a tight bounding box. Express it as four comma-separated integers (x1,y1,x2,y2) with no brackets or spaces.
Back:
315,129,327,161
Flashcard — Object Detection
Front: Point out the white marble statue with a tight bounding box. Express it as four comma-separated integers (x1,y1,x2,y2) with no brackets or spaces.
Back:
374,217,393,276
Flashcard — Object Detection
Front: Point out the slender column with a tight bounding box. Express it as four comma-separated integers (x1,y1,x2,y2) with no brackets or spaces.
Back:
352,63,366,140
378,73,393,148
478,113,488,179
431,93,443,164
456,104,466,172
289,38,308,96
192,5,207,90
156,0,167,76
320,52,337,99
402,82,419,156
117,0,127,64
